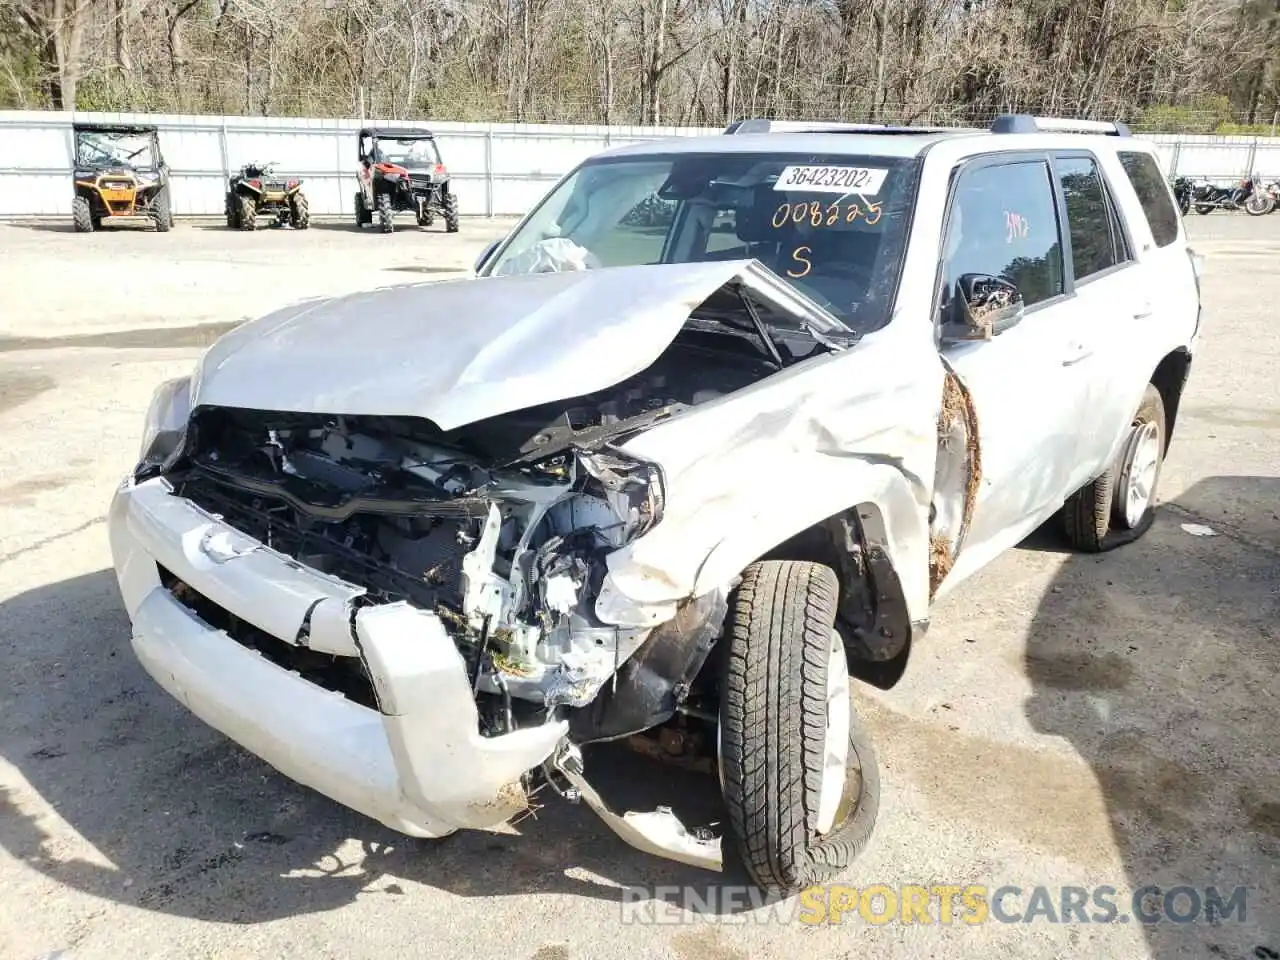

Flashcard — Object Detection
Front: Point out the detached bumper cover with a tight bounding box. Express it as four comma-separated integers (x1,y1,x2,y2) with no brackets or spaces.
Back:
108,477,568,837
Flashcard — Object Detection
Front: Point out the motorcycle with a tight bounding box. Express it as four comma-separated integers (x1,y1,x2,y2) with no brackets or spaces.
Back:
1244,174,1276,216
1171,176,1193,216
1257,179,1280,214
1191,175,1272,215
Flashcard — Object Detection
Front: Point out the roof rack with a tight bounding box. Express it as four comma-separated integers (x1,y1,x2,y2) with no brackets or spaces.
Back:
990,114,1132,137
724,118,965,136
358,126,435,138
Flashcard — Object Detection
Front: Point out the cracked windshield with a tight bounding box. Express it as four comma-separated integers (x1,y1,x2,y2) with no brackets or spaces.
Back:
374,137,441,165
75,131,156,168
489,152,920,335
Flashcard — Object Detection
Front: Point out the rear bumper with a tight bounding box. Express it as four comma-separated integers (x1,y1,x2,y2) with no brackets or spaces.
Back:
108,476,568,837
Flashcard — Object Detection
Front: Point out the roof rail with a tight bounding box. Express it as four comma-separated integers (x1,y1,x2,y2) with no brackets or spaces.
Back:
990,114,1132,137
724,118,965,136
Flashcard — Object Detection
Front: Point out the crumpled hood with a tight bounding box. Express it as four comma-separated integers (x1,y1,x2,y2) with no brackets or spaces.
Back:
191,260,847,430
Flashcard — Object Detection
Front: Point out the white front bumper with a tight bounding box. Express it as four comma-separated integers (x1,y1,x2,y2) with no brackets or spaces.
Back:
108,477,568,837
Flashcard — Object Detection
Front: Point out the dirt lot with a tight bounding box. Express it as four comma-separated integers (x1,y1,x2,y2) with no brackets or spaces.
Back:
0,214,1277,960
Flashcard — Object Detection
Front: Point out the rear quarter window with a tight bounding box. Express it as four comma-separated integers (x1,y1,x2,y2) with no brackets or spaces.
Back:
1117,151,1179,248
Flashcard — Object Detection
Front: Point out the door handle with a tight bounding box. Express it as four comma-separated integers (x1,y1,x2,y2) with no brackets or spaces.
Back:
1062,342,1094,366
1133,305,1154,319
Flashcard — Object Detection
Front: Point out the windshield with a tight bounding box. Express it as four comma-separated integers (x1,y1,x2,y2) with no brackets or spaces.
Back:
374,137,440,166
486,151,921,334
75,131,157,169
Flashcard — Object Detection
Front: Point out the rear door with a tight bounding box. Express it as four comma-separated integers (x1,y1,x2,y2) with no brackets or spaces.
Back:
1075,148,1201,469
1111,148,1201,352
936,153,1095,572
1045,150,1146,483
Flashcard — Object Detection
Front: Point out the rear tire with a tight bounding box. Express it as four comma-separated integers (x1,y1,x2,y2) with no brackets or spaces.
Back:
1063,383,1166,552
719,560,880,893
444,192,460,233
153,188,172,232
238,194,256,231
72,196,94,233
377,192,394,233
291,191,310,229
225,191,239,229
1195,203,1214,215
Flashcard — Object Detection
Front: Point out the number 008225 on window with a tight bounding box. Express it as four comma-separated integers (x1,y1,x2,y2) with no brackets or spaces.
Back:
773,165,889,196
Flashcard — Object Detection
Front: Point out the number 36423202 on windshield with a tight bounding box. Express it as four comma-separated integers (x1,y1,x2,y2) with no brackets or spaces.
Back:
774,164,889,194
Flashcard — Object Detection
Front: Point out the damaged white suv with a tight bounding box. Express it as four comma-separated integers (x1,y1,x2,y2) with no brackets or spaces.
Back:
109,114,1201,892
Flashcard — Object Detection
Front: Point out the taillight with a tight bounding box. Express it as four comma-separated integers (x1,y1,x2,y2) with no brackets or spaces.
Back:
287,179,298,189
434,164,446,175
248,178,261,188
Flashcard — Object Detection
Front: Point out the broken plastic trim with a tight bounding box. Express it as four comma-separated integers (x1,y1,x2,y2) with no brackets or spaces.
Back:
568,589,728,744
553,742,723,872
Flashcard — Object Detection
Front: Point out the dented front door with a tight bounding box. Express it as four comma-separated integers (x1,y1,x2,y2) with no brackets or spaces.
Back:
933,155,1093,588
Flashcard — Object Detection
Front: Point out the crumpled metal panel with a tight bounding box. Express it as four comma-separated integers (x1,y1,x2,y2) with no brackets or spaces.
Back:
190,260,847,430
602,319,945,628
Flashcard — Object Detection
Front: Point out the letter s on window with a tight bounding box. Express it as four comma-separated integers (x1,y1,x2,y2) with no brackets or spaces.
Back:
787,245,812,278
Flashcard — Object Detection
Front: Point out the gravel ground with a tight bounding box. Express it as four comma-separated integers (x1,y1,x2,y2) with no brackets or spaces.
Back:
0,214,1277,960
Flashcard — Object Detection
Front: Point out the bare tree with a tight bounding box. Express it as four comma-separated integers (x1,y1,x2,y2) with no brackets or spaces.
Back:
0,0,1276,129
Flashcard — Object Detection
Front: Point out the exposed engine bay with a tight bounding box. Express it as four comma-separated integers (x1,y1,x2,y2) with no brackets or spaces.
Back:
158,336,776,721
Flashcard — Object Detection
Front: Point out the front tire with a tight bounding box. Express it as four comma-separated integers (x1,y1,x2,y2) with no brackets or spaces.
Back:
291,191,310,229
1063,383,1166,552
377,192,394,233
444,192,460,233
72,196,94,233
1245,194,1274,216
238,194,256,231
1195,202,1214,215
153,188,172,232
719,560,880,893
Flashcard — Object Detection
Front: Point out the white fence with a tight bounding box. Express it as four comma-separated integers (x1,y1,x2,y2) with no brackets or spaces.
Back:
0,111,716,218
1,109,1279,218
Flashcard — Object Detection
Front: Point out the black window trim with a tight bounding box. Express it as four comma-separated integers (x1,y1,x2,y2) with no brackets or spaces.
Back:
931,149,1073,342
1116,148,1182,249
1047,149,1137,288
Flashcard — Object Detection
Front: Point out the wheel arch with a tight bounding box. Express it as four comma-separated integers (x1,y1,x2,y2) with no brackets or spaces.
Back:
675,467,928,691
749,502,920,690
1151,347,1192,454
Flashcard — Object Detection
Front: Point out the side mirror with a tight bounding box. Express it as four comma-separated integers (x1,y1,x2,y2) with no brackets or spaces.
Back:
940,273,1025,344
474,239,500,274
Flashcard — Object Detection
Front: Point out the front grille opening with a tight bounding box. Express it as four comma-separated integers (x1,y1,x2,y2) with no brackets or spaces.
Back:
173,476,466,615
158,564,379,710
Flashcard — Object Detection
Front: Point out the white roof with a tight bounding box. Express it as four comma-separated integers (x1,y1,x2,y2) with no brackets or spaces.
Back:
598,131,972,161
593,127,1155,165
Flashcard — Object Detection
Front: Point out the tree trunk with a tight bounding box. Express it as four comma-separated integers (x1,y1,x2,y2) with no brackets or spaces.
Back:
646,0,669,124
114,0,133,73
45,0,90,110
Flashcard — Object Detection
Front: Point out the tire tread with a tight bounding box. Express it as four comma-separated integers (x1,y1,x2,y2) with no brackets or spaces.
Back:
721,560,878,892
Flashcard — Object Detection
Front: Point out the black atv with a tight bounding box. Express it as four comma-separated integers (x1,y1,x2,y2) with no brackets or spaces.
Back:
71,123,173,233
353,127,460,233
225,162,309,230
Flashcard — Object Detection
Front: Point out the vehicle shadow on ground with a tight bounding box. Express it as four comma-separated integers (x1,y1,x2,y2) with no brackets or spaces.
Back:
4,220,166,233
304,221,367,233
188,222,304,233
4,221,79,233
1023,476,1280,960
0,569,742,924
